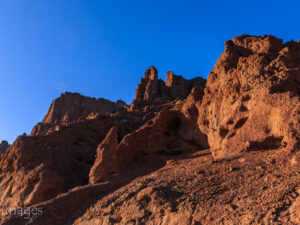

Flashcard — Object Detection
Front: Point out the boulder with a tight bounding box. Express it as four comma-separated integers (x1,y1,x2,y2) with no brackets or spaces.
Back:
198,35,300,159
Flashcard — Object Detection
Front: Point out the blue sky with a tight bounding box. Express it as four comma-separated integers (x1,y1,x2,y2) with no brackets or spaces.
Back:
0,0,299,143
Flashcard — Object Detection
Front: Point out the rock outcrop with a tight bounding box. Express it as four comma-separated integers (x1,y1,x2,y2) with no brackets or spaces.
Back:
130,66,206,110
89,108,208,183
1,35,299,225
198,35,300,159
31,92,127,136
0,110,148,208
0,140,9,153
0,118,112,208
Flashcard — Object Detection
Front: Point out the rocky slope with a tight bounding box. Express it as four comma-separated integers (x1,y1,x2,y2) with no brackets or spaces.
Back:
0,35,299,224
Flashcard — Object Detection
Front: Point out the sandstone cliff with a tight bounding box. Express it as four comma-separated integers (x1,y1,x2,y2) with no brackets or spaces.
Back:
130,66,206,110
0,68,206,211
0,35,299,225
197,35,300,159
31,92,127,136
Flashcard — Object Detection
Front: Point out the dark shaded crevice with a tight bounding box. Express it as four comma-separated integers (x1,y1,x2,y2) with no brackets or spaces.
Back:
234,117,248,129
248,136,283,151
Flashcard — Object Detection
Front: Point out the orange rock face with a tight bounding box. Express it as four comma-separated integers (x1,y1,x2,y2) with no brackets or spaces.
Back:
31,92,127,136
0,35,299,224
89,107,209,183
130,66,206,110
198,35,300,159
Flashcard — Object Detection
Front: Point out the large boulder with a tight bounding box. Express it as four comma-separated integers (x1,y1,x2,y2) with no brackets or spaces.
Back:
198,35,300,159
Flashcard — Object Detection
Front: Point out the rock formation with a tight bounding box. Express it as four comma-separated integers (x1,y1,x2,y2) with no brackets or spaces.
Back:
198,35,300,159
31,92,127,136
0,35,299,225
130,66,206,110
0,140,9,153
89,108,208,183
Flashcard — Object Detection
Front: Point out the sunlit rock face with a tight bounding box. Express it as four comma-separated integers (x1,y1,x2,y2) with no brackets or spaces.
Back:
31,92,127,136
198,35,300,159
130,66,206,110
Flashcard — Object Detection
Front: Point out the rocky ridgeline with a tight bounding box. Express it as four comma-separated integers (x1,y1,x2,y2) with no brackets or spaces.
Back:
30,92,127,136
130,66,206,110
0,35,299,225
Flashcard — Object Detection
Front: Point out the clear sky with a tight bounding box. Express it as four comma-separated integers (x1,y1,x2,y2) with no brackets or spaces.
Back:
0,0,299,143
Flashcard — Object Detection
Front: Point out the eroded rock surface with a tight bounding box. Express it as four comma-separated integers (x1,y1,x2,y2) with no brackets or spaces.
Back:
130,66,206,110
31,92,127,136
0,35,299,225
198,35,300,159
89,107,208,183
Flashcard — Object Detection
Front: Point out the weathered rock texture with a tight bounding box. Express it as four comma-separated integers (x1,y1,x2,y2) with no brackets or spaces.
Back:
0,140,9,153
89,108,208,183
198,35,300,159
0,65,206,210
31,92,127,136
0,111,148,209
130,66,206,110
0,35,300,225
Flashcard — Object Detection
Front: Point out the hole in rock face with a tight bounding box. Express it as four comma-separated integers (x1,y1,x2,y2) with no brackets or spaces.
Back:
219,127,229,138
249,136,283,151
234,117,248,129
242,94,251,102
227,120,234,125
239,104,248,112
229,131,236,138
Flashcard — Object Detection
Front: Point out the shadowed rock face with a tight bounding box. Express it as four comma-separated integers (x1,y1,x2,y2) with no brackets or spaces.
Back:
0,141,10,153
198,35,300,159
0,111,148,208
89,107,208,184
0,67,207,210
31,92,127,136
130,66,206,110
